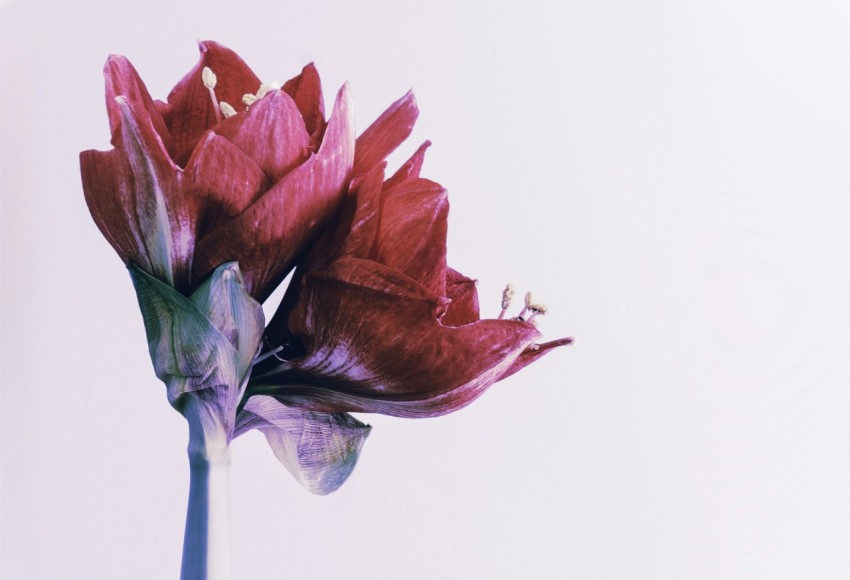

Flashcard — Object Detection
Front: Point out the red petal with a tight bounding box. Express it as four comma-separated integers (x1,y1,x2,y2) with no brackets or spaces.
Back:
383,140,430,191
252,259,540,418
353,90,418,176
81,97,190,289
194,83,355,301
103,55,172,155
162,40,262,166
499,337,574,381
214,89,311,182
183,132,270,237
374,176,448,296
283,63,327,148
442,268,480,326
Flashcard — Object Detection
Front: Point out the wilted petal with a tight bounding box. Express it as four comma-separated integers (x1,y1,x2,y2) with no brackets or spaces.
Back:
283,63,326,147
183,132,270,237
194,83,355,302
162,40,262,165
103,55,172,154
128,263,241,407
189,262,265,381
252,260,540,418
214,89,311,182
353,90,418,176
442,268,480,327
235,395,370,495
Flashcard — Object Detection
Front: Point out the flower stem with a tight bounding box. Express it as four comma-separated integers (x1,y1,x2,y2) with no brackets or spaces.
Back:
180,398,233,580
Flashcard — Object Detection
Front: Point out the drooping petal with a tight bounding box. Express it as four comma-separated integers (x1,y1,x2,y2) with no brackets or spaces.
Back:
103,55,172,154
373,176,448,296
442,268,480,327
189,262,265,382
194,83,355,302
213,89,311,182
499,337,574,381
251,260,540,418
162,40,262,166
234,395,370,495
283,63,327,148
353,90,418,176
183,131,270,237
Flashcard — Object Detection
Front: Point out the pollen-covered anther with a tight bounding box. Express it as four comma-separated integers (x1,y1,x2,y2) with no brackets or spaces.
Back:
255,82,280,100
242,93,258,106
201,66,217,89
526,302,549,324
498,283,515,319
219,101,237,118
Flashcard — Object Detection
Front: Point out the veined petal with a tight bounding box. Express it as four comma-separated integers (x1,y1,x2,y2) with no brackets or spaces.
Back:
374,177,448,296
214,89,311,182
189,262,265,382
162,40,262,166
499,337,574,381
251,263,540,418
234,395,370,495
104,55,172,154
183,132,270,237
283,63,327,148
383,140,430,192
194,83,355,302
353,90,418,176
443,268,480,327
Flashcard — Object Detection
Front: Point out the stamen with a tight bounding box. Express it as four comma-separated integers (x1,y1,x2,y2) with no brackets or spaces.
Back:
201,67,217,89
202,67,222,123
252,344,286,365
242,93,258,106
517,291,533,320
219,101,237,118
498,283,515,319
255,82,279,99
526,302,549,324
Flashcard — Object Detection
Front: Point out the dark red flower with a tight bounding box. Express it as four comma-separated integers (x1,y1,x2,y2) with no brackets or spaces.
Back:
249,132,572,418
81,41,354,300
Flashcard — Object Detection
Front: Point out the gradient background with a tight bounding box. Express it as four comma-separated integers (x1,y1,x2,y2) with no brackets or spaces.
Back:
2,1,849,578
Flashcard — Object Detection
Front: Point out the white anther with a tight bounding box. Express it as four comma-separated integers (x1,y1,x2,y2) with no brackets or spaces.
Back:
242,93,258,106
524,292,534,308
528,302,548,315
219,101,237,118
255,83,279,99
202,67,217,89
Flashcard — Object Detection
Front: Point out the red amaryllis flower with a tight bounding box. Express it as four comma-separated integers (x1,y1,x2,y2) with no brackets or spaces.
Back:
80,41,353,300
248,137,572,418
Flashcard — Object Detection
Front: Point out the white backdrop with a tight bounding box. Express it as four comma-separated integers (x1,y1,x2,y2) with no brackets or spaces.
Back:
2,1,849,578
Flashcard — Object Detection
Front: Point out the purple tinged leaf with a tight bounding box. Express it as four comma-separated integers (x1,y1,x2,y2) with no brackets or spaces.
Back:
235,396,370,495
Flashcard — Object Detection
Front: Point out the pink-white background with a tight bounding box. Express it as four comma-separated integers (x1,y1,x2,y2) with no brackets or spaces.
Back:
2,1,849,578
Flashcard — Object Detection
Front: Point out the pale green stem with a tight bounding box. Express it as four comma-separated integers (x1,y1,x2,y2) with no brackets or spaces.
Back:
180,397,233,580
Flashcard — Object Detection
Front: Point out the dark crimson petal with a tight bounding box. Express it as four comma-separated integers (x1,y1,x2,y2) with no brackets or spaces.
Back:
499,337,574,381
374,177,448,296
283,63,327,148
250,260,540,418
213,89,311,183
442,268,480,326
193,84,355,302
82,97,191,290
162,40,262,166
383,140,430,192
104,55,172,155
352,90,418,176
183,131,270,238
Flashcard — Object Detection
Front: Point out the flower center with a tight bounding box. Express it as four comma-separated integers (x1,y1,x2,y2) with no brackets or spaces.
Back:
202,66,280,120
